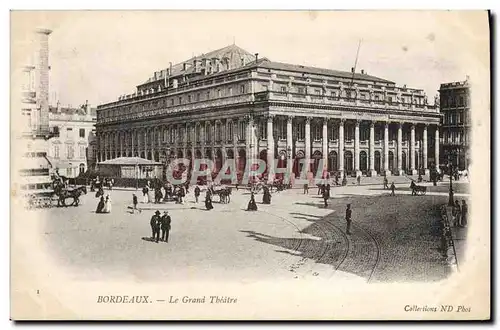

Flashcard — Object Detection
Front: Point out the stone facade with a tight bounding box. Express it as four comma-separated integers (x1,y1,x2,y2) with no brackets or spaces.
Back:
96,45,441,180
439,78,471,170
47,101,97,178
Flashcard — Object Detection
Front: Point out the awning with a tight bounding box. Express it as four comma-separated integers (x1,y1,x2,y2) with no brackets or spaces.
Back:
98,157,162,166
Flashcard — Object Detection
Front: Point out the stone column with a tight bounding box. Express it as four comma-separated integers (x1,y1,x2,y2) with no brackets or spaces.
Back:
143,129,148,159
423,124,429,175
305,117,311,174
434,126,440,168
131,130,135,157
397,122,403,175
322,118,328,173
354,120,361,177
287,116,293,177
410,123,417,175
246,116,253,165
267,115,274,183
383,122,390,177
369,122,377,176
338,119,345,178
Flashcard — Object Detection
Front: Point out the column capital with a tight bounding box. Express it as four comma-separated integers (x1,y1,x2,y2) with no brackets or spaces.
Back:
369,122,375,128
267,114,275,122
305,116,312,124
384,121,389,129
339,118,346,124
287,115,294,124
322,117,329,125
354,119,360,127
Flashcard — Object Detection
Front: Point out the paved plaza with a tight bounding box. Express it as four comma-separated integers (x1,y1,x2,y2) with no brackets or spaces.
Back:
24,177,470,284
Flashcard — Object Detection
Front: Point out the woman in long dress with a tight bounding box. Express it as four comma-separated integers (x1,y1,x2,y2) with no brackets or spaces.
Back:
96,196,105,213
262,186,271,205
103,195,112,213
247,192,258,211
205,192,214,210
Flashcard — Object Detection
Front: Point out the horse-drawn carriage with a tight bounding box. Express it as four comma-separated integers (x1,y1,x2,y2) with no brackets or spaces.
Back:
210,185,232,204
410,181,427,196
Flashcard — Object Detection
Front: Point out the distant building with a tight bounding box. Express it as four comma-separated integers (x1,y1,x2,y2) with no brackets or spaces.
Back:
47,101,97,178
439,78,471,170
15,28,54,192
96,44,441,180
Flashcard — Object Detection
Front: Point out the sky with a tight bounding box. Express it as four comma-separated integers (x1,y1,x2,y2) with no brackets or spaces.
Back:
11,11,489,108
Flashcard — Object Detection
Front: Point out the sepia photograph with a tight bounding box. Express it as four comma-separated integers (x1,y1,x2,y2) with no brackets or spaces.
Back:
9,10,490,320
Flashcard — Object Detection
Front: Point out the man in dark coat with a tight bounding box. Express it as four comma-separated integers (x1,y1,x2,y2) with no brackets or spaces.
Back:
205,191,214,210
322,188,330,208
262,186,271,204
345,204,352,235
161,211,171,243
150,210,161,243
194,186,201,203
96,196,105,213
461,200,468,227
383,176,389,190
390,182,396,196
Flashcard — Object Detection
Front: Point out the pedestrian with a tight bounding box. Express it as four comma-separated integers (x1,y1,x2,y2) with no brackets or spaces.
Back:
323,188,329,208
453,200,462,227
142,185,149,203
303,183,309,194
150,210,161,243
345,204,352,235
96,196,105,213
247,192,258,211
383,176,389,190
205,191,214,210
103,195,112,213
194,185,201,203
262,186,271,204
357,175,361,185
461,200,468,227
390,182,396,196
161,211,171,243
132,193,139,213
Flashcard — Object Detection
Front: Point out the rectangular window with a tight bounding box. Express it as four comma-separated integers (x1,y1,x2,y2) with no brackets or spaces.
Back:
178,97,182,105
188,95,192,103
313,124,321,141
315,89,321,96
281,86,287,93
67,145,74,159
228,87,233,96
206,91,210,99
53,126,59,136
240,85,245,94
66,128,73,139
459,96,464,106
80,145,85,159
54,145,59,159
296,123,305,140
227,122,233,142
196,93,201,101
298,87,305,94
217,89,222,97
171,99,174,106
79,128,85,138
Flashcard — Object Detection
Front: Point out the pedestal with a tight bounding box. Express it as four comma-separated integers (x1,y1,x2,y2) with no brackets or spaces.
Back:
410,169,418,176
369,170,378,177
355,170,362,178
397,169,405,176
384,170,392,177
424,169,430,176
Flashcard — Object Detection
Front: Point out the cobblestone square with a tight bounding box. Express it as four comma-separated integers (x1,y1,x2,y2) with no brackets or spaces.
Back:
20,179,470,284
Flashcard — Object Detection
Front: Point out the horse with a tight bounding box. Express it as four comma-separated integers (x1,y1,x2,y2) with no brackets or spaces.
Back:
210,186,232,204
54,185,87,206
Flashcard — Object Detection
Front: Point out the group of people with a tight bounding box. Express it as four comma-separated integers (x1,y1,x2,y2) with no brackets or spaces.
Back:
96,194,112,214
150,210,172,243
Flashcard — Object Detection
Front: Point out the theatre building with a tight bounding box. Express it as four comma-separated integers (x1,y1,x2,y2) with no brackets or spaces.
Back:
95,44,441,180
